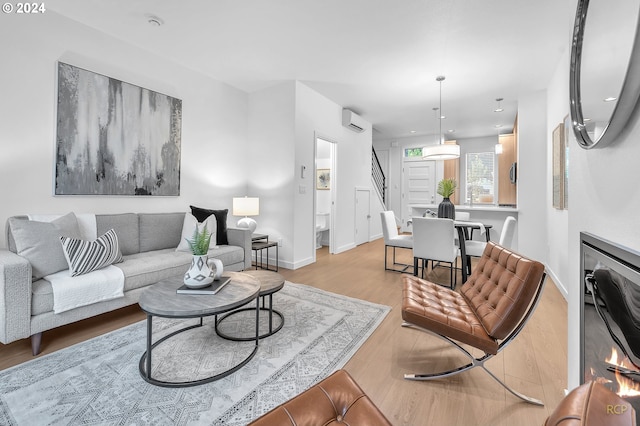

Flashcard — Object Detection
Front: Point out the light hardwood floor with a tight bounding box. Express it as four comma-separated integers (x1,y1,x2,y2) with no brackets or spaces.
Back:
0,238,568,425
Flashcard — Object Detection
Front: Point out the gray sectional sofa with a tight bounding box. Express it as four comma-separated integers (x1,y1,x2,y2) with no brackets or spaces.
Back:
0,212,252,355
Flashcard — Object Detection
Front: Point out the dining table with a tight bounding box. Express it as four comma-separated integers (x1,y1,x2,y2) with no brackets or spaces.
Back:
453,220,493,282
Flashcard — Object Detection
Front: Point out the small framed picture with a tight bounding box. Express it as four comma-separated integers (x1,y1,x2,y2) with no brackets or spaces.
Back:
316,169,330,190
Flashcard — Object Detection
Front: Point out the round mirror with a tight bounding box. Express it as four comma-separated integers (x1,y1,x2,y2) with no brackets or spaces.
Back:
570,0,640,149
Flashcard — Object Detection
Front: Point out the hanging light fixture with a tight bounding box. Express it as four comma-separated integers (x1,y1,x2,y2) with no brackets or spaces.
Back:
422,76,460,160
494,97,504,112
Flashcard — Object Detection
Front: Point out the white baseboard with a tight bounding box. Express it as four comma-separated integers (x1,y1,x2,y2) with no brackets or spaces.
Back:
544,262,568,301
334,242,356,254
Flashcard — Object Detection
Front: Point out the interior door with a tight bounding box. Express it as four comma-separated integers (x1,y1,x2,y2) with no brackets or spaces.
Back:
355,188,370,245
401,159,436,231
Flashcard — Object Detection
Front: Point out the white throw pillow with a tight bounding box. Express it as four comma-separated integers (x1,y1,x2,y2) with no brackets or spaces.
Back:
60,228,124,276
176,213,217,252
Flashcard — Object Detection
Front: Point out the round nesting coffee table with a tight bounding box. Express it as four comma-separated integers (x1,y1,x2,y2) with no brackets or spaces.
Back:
138,271,260,388
215,270,285,341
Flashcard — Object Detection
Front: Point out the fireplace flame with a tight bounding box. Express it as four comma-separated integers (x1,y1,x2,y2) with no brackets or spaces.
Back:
606,348,640,397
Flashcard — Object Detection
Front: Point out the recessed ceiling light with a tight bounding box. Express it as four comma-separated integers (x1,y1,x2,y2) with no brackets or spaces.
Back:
584,118,592,122
145,14,164,26
494,97,504,112
494,124,503,128
448,129,455,133
603,97,617,102
410,130,417,134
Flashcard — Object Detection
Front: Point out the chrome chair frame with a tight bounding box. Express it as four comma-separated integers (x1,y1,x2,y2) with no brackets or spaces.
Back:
402,272,547,406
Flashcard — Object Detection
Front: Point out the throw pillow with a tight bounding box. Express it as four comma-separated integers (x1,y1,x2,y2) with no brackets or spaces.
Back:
60,229,124,276
9,212,83,280
190,206,229,245
176,213,217,252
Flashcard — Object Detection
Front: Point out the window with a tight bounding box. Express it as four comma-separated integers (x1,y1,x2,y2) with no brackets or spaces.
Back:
404,147,423,157
465,152,495,204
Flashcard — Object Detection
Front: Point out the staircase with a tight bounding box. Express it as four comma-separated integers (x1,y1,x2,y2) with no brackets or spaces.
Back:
372,147,386,206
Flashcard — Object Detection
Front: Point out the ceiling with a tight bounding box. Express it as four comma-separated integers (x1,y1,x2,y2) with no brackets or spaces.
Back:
47,0,577,141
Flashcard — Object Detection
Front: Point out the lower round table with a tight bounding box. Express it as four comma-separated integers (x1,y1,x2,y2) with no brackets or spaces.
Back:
138,272,260,388
215,270,285,341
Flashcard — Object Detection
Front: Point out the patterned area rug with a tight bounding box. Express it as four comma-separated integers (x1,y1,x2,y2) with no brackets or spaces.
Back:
0,282,390,425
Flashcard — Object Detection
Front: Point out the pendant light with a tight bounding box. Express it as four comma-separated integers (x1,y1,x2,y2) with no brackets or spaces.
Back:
422,76,460,160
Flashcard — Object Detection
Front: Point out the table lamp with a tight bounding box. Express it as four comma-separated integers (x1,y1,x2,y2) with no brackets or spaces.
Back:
233,197,259,233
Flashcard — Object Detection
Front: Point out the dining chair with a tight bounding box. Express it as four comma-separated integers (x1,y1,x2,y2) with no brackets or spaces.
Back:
465,216,517,258
454,211,470,221
381,211,413,273
412,217,458,289
453,211,470,245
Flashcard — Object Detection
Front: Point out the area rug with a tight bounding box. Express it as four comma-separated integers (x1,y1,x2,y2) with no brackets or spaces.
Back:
0,282,390,425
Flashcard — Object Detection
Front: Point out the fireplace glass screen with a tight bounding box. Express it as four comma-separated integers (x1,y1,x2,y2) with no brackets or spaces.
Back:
581,232,640,415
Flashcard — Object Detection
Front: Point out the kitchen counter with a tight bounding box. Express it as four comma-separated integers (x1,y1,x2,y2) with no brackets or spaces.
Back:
405,204,519,249
410,204,518,213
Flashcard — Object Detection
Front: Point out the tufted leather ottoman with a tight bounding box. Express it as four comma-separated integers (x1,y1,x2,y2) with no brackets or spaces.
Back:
248,369,392,425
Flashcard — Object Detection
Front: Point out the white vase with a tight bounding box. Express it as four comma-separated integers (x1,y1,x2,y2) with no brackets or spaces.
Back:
184,255,223,288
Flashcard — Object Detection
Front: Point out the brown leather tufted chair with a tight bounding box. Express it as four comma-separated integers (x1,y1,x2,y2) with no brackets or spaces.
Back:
248,369,392,426
545,381,635,426
401,241,547,405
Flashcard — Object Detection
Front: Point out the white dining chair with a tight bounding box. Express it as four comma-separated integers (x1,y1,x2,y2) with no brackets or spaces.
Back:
381,211,413,273
412,217,458,289
455,211,470,221
465,216,517,258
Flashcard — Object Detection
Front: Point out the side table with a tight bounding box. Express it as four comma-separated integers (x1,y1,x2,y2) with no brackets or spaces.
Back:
252,239,279,271
216,270,285,340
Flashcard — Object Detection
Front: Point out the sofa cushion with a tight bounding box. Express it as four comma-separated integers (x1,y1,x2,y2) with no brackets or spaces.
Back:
176,213,217,252
208,246,244,269
190,206,229,245
139,212,185,252
96,213,139,255
32,245,246,315
9,213,82,280
31,278,54,316
117,249,193,292
60,229,123,276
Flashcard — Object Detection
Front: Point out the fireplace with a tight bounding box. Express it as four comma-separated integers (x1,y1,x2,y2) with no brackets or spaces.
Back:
581,232,640,421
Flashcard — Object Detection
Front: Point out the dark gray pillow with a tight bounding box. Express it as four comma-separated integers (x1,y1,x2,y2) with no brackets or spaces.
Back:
9,212,82,280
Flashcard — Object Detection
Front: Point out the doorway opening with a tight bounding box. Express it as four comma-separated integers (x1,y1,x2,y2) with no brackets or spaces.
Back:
314,135,337,261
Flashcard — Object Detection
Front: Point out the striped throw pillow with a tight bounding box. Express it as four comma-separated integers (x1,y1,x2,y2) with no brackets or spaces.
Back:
60,229,123,276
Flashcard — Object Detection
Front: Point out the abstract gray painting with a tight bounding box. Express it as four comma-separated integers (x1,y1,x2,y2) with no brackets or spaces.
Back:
55,62,182,196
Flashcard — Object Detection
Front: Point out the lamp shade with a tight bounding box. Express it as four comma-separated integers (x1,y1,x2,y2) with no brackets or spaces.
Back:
422,143,460,160
232,197,259,216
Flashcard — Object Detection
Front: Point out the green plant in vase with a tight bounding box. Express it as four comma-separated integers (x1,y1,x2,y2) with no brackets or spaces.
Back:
437,178,457,219
437,178,457,199
186,224,212,255
183,224,217,288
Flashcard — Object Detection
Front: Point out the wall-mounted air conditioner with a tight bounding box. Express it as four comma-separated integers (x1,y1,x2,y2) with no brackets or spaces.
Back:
342,109,366,133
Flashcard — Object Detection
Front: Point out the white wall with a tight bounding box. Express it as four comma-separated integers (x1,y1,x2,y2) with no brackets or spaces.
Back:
546,49,571,297
516,91,549,263
295,82,373,265
246,82,296,265
0,11,249,248
543,15,640,388
246,82,373,269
